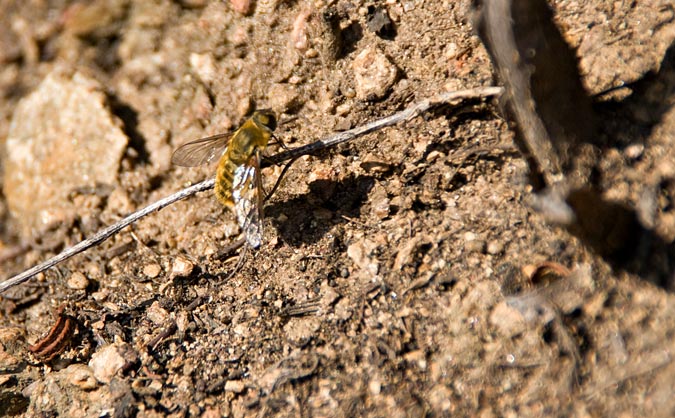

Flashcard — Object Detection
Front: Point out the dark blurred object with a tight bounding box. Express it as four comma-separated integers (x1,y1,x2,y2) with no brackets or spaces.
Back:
366,6,396,40
473,0,675,288
473,0,597,188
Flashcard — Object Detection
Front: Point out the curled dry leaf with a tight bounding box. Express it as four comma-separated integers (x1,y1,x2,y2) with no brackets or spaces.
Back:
28,305,78,362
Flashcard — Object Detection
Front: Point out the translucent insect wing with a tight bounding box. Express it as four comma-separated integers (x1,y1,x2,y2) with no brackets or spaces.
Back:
171,132,234,167
232,154,264,248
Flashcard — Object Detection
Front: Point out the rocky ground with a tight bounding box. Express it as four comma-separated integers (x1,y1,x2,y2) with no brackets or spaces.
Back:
1,0,675,416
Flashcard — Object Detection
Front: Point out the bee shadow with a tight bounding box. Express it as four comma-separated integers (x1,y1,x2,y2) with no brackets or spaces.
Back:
264,174,376,247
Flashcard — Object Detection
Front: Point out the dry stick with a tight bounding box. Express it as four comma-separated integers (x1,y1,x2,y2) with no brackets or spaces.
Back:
0,86,503,294
263,86,504,166
0,180,214,293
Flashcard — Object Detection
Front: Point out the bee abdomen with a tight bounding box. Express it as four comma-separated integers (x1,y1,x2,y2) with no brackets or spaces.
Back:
215,157,238,208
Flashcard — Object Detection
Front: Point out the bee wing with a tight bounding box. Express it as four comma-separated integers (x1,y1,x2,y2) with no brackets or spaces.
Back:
171,132,234,167
232,152,264,248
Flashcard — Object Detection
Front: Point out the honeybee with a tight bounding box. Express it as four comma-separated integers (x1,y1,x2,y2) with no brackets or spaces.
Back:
171,110,277,248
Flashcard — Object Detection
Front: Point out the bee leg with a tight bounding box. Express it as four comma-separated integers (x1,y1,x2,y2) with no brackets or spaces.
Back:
224,242,249,281
269,134,290,151
264,157,299,202
216,236,246,260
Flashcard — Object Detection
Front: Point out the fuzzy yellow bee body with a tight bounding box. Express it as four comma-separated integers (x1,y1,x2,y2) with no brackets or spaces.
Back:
171,110,277,248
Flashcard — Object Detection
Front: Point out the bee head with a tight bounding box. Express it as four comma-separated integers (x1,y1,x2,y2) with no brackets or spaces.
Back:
253,110,277,132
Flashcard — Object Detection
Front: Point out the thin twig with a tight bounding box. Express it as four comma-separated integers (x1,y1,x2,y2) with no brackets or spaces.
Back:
0,180,214,293
0,86,503,294
263,86,504,166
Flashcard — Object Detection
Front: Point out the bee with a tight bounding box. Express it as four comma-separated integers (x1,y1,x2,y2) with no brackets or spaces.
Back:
171,110,277,248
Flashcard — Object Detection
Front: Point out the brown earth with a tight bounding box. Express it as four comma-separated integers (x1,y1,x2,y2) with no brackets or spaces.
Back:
1,0,675,416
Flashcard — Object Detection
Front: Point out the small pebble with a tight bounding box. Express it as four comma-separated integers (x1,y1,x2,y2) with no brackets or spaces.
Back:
189,52,216,85
427,150,444,163
89,344,127,383
224,380,246,393
486,240,504,255
343,88,356,99
373,197,390,219
91,289,109,302
143,263,162,279
66,272,89,290
146,301,170,326
291,8,311,51
64,364,98,390
403,350,427,370
351,46,398,101
171,256,194,278
368,379,381,395
445,42,459,60
148,380,163,392
334,118,352,131
347,238,379,276
336,103,352,116
230,0,253,15
463,231,477,242
624,143,644,160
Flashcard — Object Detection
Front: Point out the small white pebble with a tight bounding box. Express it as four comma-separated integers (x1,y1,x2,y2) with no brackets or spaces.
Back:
463,231,477,242
189,53,216,85
171,257,194,278
624,143,644,160
368,379,381,395
486,240,504,255
89,344,127,384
